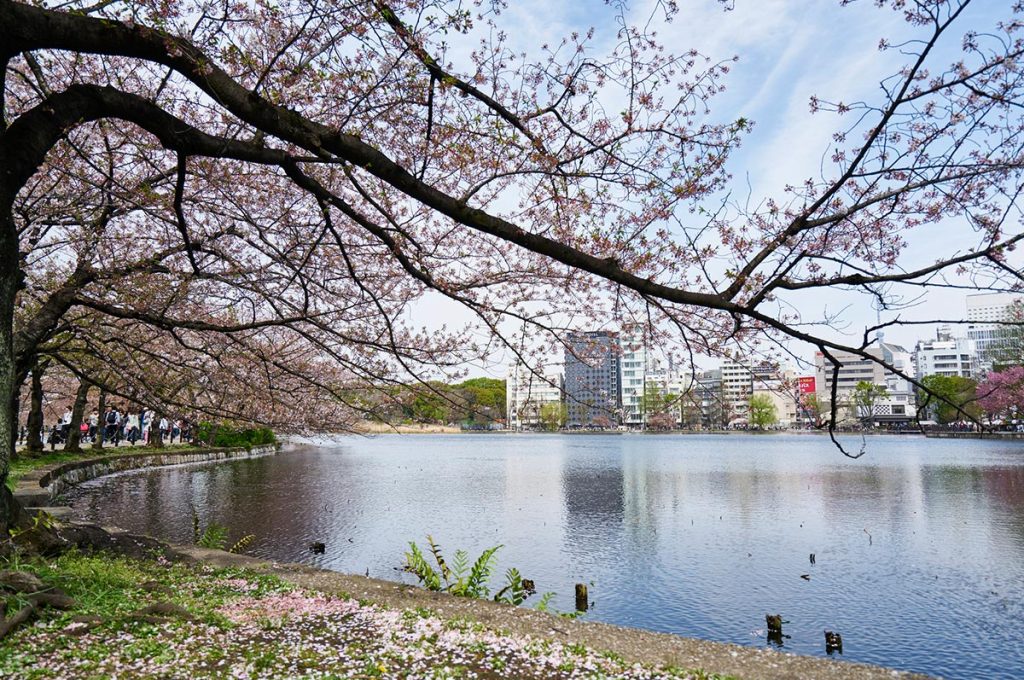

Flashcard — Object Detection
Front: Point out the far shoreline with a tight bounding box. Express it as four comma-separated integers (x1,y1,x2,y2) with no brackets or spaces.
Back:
351,427,1024,441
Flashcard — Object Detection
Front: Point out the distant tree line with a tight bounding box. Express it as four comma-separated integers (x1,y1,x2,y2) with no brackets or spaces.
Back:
365,378,506,426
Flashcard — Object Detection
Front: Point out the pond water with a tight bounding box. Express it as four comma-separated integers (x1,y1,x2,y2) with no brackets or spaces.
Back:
65,434,1024,679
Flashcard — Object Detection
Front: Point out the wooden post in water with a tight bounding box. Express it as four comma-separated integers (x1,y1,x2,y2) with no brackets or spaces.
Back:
825,630,843,654
766,613,784,646
575,583,588,611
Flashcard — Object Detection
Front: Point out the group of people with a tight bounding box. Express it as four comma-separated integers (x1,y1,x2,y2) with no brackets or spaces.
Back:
20,406,193,449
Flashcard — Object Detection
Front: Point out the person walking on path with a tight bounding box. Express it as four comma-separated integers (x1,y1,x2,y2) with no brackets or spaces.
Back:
48,421,61,450
60,409,72,442
104,406,121,447
125,412,140,445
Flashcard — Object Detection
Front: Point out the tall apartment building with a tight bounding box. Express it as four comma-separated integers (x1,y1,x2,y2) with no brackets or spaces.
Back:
505,364,564,430
913,325,974,378
720,361,753,422
695,370,725,429
965,292,1023,373
718,360,783,424
564,331,621,427
619,328,648,428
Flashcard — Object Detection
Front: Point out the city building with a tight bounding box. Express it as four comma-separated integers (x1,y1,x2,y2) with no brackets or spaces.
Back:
912,325,974,379
718,359,789,426
966,292,1023,322
815,337,915,426
965,292,1023,374
695,369,725,429
643,367,695,428
505,364,564,430
750,385,798,427
619,327,648,428
747,367,799,427
564,331,621,427
795,376,821,427
720,361,753,424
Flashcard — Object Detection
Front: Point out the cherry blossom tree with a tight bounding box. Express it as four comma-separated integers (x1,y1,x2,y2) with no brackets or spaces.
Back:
977,366,1024,421
2,0,1024,532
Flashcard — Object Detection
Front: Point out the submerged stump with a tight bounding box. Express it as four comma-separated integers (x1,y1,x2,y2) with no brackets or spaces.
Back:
575,583,588,611
825,630,843,654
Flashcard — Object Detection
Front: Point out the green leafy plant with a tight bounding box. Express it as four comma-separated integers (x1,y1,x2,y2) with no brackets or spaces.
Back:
196,523,229,550
534,591,556,612
191,506,255,554
404,535,533,605
6,509,57,540
493,567,529,605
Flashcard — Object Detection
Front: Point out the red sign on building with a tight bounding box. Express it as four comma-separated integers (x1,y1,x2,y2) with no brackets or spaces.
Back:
798,376,816,394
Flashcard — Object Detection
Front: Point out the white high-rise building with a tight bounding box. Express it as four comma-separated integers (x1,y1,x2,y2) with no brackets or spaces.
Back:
506,364,564,430
720,361,753,422
716,360,793,425
965,292,1023,373
966,292,1023,322
620,327,648,428
913,326,974,378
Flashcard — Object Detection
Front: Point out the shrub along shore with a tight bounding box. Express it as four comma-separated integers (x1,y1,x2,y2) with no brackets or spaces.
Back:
0,446,932,680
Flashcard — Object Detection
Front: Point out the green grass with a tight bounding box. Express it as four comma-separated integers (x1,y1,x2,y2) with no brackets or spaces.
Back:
7,450,97,488
6,550,289,622
0,551,293,678
0,551,743,680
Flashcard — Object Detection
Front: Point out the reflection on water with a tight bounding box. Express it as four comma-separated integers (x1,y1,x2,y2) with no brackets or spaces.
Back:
66,434,1024,679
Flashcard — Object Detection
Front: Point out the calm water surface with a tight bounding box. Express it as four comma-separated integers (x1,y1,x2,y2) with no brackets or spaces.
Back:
65,434,1024,679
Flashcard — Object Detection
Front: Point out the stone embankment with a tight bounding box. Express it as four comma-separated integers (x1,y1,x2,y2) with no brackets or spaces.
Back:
12,444,279,514
923,429,1024,439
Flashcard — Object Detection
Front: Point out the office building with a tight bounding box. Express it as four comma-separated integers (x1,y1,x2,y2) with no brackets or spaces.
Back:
564,331,621,427
619,327,648,428
506,364,564,430
913,326,974,378
815,337,915,425
965,292,1023,373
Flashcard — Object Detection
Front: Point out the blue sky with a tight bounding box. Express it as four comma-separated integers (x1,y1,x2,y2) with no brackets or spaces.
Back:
414,0,1016,373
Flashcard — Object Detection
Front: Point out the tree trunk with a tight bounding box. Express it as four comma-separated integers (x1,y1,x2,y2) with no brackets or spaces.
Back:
24,362,45,454
1,201,23,535
8,391,17,462
92,389,106,450
64,379,90,453
148,412,163,448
